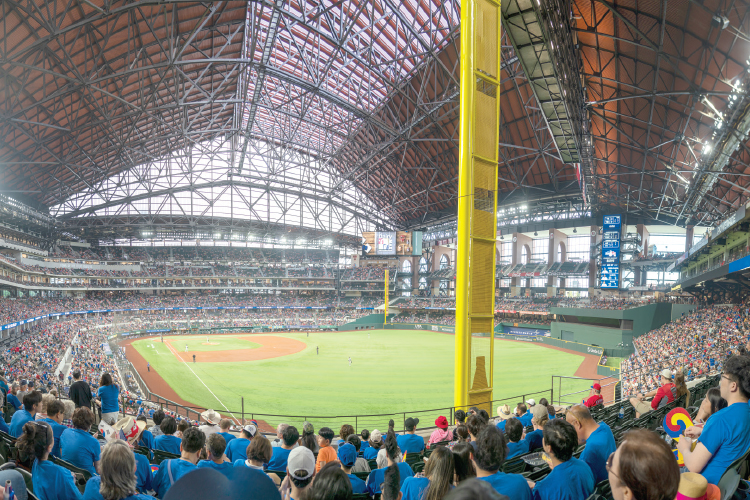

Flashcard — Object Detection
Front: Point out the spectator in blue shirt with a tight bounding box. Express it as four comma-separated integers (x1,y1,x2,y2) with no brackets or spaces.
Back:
337,443,367,494
135,416,154,450
397,417,425,455
95,373,119,426
504,418,530,459
17,420,82,500
82,440,151,500
530,418,594,500
153,416,182,455
225,424,257,462
197,433,234,479
678,355,750,485
10,390,41,438
566,404,616,484
526,406,548,452
517,403,533,427
6,384,22,412
607,428,679,500
312,461,356,499
472,425,531,500
363,429,383,460
267,424,298,471
366,434,414,495
217,418,236,447
61,406,101,476
496,405,512,432
39,399,67,458
152,426,206,499
400,445,454,500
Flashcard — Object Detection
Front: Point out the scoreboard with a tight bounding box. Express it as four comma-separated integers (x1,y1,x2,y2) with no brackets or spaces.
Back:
600,215,621,289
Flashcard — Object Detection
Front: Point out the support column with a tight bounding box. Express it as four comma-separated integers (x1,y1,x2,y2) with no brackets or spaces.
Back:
455,0,501,413
685,226,694,253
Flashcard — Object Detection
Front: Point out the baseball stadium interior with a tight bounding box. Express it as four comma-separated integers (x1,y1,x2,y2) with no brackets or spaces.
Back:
2,1,750,500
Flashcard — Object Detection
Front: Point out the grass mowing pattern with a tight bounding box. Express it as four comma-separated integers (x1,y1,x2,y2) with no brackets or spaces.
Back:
132,330,592,431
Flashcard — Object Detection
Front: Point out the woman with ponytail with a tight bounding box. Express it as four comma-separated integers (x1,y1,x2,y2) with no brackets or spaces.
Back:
16,420,82,500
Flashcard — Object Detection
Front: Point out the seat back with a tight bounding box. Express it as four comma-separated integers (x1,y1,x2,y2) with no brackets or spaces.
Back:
502,457,526,474
718,468,740,500
152,449,180,465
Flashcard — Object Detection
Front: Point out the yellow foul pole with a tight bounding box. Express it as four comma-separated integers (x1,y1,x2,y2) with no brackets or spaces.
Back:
384,269,389,326
455,0,501,412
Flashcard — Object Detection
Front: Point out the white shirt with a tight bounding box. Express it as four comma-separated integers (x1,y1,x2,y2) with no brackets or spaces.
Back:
199,424,220,437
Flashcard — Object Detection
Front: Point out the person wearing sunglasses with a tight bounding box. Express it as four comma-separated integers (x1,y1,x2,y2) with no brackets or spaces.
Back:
676,355,750,486
606,428,679,500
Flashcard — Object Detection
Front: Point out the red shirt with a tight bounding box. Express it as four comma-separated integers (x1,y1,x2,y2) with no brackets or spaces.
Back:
651,383,676,409
584,394,603,408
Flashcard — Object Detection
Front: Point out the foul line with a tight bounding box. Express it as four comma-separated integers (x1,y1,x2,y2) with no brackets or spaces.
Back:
164,341,242,425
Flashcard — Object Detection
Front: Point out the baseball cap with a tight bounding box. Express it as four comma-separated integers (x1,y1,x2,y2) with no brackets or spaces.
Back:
526,399,536,406
404,417,419,430
662,369,673,379
242,424,257,438
370,429,383,443
592,383,602,391
530,405,547,420
337,443,357,467
287,446,315,480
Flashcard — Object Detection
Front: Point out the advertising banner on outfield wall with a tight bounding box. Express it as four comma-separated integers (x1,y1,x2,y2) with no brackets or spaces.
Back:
504,327,549,336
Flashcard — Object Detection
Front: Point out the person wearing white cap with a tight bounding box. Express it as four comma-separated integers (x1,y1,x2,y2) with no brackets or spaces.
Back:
629,368,676,417
280,446,316,500
198,409,221,438
225,424,257,462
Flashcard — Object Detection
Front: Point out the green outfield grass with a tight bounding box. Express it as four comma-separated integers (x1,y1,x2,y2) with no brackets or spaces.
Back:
167,337,261,352
131,331,592,431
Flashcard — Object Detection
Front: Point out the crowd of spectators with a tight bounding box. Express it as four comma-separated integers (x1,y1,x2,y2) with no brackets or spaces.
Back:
621,304,748,397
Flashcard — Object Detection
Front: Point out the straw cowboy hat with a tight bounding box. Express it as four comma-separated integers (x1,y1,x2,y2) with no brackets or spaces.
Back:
201,409,221,425
676,472,720,500
108,416,146,446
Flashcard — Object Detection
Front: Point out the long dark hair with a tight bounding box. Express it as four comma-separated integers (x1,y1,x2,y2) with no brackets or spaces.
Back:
16,421,53,462
452,442,476,483
300,423,317,452
100,372,113,387
309,462,352,500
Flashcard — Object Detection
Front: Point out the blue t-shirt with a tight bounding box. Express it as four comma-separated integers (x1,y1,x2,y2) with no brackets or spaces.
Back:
32,459,83,500
197,459,235,479
519,412,533,427
134,452,152,493
0,418,8,436
497,420,508,431
152,459,197,499
347,473,368,494
39,417,67,458
7,394,21,410
581,422,616,484
361,441,370,450
526,429,544,451
218,431,236,446
366,462,414,494
363,446,379,460
97,385,119,413
507,440,530,459
478,471,532,500
698,401,750,485
532,458,594,500
267,447,292,471
397,434,425,454
154,434,182,455
9,409,33,438
137,429,155,450
60,427,102,476
400,476,430,500
83,476,151,500
226,437,251,462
